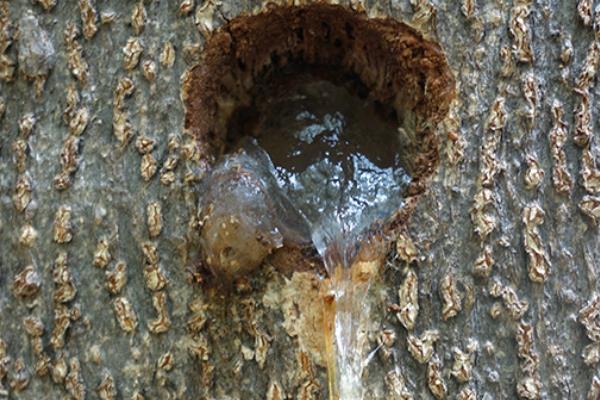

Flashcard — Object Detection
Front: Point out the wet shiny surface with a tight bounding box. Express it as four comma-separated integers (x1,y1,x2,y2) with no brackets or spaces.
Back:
220,78,412,400
247,78,411,264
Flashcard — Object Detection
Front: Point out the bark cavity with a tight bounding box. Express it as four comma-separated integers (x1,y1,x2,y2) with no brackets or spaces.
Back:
183,4,454,281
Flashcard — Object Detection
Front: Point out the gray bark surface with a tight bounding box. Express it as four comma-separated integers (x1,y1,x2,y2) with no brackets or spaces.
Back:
0,0,599,399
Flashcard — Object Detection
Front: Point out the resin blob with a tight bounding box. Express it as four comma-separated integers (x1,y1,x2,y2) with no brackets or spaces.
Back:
200,77,411,399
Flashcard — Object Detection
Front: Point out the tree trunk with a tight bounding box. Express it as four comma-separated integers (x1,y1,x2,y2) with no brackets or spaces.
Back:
1,0,599,399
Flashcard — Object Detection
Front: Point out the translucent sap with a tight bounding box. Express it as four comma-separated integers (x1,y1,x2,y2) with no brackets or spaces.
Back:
214,78,411,399
248,78,411,261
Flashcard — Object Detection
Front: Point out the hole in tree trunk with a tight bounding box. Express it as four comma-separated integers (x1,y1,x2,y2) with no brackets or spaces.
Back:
182,4,455,399
183,3,455,278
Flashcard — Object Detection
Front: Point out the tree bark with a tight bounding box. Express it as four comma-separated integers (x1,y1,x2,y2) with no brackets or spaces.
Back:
0,1,599,399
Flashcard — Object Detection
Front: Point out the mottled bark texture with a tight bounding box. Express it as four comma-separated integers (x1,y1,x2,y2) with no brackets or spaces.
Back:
0,0,599,399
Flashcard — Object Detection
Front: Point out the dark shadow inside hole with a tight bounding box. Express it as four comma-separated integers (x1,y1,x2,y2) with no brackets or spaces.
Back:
225,64,409,180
